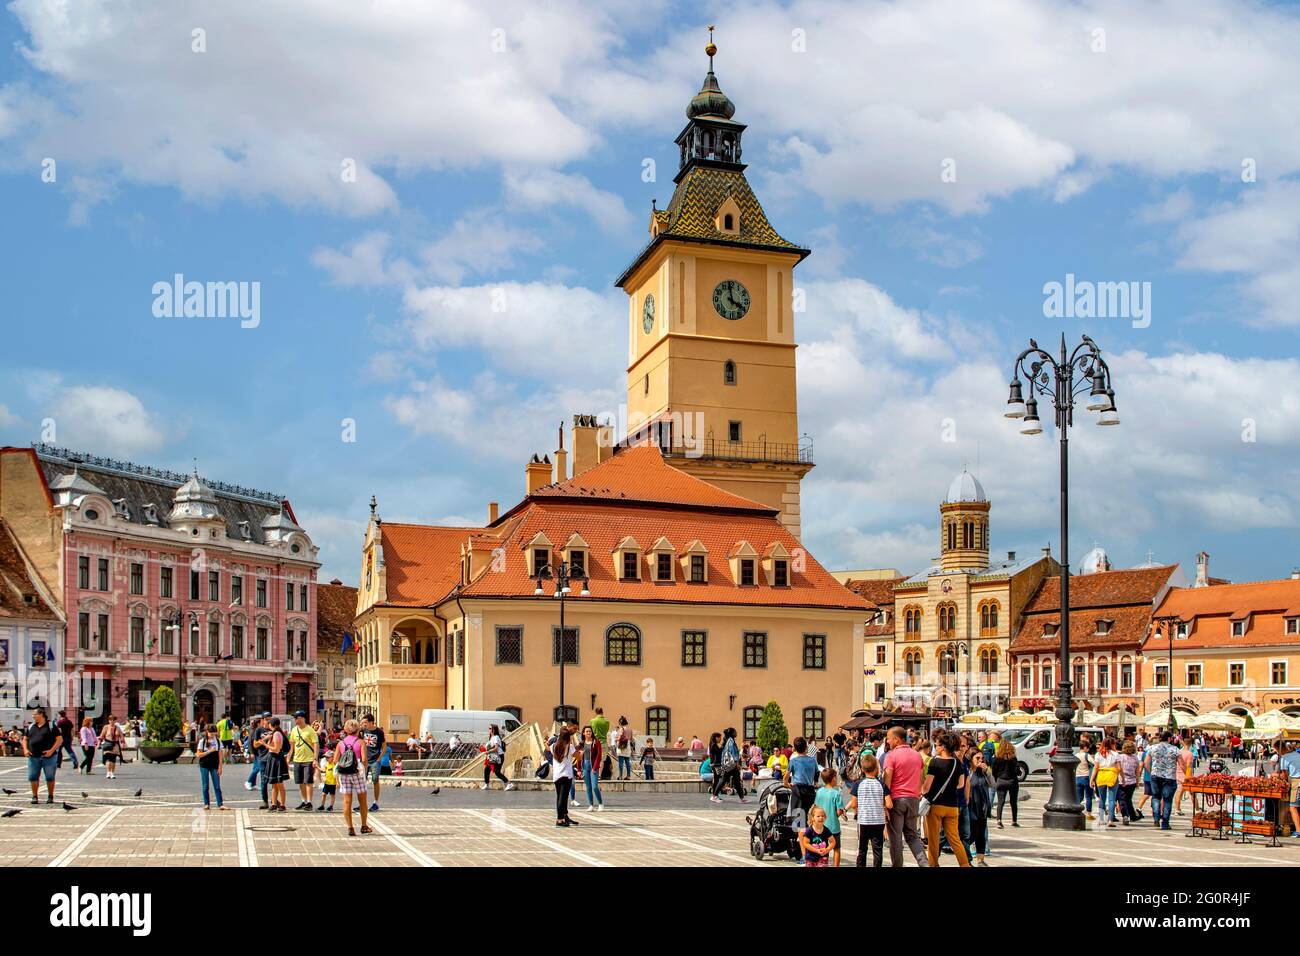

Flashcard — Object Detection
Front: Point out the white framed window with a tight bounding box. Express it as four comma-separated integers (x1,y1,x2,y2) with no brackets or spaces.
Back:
1271,660,1288,686
1228,661,1245,687
1185,662,1203,687
1287,617,1300,636
1154,664,1169,688
1231,620,1245,637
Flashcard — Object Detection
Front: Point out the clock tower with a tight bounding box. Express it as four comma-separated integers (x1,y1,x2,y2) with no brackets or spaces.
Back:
614,30,813,537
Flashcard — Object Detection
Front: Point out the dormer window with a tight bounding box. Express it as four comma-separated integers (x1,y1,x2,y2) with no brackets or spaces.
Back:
570,550,586,578
690,555,706,582
1044,622,1059,637
1287,617,1299,635
1095,619,1112,636
1231,619,1246,637
713,196,742,236
682,540,708,583
656,553,672,581
533,548,550,577
1176,622,1189,639
740,559,755,586
615,536,642,581
622,551,640,580
773,559,789,587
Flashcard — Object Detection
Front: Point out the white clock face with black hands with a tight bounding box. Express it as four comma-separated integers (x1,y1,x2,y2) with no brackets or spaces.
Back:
643,293,655,334
712,280,750,320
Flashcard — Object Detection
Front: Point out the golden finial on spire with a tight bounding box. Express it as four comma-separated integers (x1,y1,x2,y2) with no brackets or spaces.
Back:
706,25,717,66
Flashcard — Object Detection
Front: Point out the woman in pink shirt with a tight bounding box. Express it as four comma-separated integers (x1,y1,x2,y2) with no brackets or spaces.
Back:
78,718,98,775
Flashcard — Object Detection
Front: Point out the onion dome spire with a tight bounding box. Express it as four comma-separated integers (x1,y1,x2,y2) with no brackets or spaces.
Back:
687,25,736,120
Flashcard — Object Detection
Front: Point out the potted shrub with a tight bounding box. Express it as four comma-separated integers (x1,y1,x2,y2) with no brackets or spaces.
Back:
139,686,186,763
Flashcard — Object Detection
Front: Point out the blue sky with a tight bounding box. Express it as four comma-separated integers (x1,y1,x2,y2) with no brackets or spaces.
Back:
2,0,1299,587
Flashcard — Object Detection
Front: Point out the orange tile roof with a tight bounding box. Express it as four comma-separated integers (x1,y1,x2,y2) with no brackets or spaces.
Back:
1011,566,1177,655
379,523,483,607
524,443,775,515
0,519,58,621
460,499,870,610
316,580,358,653
845,577,902,607
1142,579,1300,650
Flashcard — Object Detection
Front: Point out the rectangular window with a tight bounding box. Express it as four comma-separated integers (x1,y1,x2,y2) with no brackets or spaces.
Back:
286,629,295,660
456,632,465,667
681,630,707,667
190,570,200,601
256,578,267,608
286,583,294,610
299,584,308,612
1154,664,1169,687
622,551,639,580
78,556,90,590
1121,662,1133,690
873,682,886,702
552,626,579,665
97,558,109,591
1176,622,1188,639
78,612,90,650
1287,618,1300,635
533,549,549,577
875,644,887,665
161,621,174,656
231,625,243,659
569,551,585,579
333,667,343,689
189,621,200,656
1272,661,1288,686
299,630,308,661
773,559,789,587
208,622,220,657
690,554,705,583
728,421,741,442
256,627,268,660
231,575,242,606
802,708,825,741
161,566,173,598
656,552,672,581
130,562,144,595
743,631,767,668
130,616,145,653
96,614,109,651
209,571,220,602
740,559,755,586
1186,663,1202,687
1231,620,1245,637
802,633,826,670
1229,662,1245,686
1020,664,1032,693
1097,662,1110,691
496,626,523,665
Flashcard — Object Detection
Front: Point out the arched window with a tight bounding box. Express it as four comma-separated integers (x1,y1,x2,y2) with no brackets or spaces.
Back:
938,644,956,676
979,600,1000,636
646,706,670,740
802,707,825,740
554,705,579,724
904,647,923,680
723,359,737,385
743,705,763,740
979,646,999,675
938,604,956,638
904,606,922,635
723,213,734,230
605,623,642,665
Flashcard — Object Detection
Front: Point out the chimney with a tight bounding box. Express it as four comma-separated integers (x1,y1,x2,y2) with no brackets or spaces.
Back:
572,415,600,476
1291,568,1299,581
554,422,568,484
487,501,499,524
329,578,343,586
1195,551,1209,588
525,454,552,495
1007,551,1016,562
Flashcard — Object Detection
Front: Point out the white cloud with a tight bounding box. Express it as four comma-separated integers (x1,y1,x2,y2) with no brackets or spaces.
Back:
0,404,18,429
503,169,633,233
311,232,409,288
52,386,165,455
418,210,544,285
1174,180,1300,326
3,0,619,215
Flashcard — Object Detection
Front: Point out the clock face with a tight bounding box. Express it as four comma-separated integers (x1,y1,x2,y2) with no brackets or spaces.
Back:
712,279,750,320
642,293,655,334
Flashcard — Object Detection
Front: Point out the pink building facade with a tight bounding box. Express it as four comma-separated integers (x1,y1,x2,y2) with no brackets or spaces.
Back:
37,445,320,724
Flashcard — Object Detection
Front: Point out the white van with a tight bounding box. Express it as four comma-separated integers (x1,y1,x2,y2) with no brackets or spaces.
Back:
1000,724,1106,781
417,709,522,745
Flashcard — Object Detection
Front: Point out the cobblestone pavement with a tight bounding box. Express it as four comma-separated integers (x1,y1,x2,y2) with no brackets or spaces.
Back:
0,758,1292,867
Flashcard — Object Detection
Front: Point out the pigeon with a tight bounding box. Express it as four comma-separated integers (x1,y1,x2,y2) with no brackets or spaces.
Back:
134,789,143,798
2,809,20,818
2,788,15,795
394,781,401,789
81,791,89,799
429,787,441,796
62,802,77,812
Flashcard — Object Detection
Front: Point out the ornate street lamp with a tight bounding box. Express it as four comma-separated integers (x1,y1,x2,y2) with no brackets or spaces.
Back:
1152,614,1184,731
534,559,589,724
1005,334,1119,830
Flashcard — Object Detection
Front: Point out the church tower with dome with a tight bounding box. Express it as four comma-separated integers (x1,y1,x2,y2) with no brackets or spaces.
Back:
939,468,991,572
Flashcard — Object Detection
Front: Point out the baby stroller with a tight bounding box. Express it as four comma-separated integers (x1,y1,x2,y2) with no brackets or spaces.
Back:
747,782,800,860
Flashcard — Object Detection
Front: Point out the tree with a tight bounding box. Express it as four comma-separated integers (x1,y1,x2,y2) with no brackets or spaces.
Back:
1243,713,1255,730
755,700,789,753
143,685,183,743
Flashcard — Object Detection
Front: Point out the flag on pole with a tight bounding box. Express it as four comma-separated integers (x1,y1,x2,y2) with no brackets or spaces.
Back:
341,632,354,654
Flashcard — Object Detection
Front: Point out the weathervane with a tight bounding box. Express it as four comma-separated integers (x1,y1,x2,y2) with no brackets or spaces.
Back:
706,25,716,70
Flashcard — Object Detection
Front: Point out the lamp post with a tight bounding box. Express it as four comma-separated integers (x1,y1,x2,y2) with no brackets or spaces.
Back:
1153,615,1183,730
534,560,589,723
165,610,200,723
1004,333,1119,830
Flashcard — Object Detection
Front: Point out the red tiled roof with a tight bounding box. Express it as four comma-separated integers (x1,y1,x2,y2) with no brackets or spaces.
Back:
460,498,870,610
845,577,902,606
0,519,58,621
316,580,358,653
380,523,483,607
1010,566,1176,655
525,443,776,515
1141,579,1300,650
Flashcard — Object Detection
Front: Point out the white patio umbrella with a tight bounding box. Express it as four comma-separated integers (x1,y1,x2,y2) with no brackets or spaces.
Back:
1251,710,1300,732
1140,708,1197,728
1186,711,1245,732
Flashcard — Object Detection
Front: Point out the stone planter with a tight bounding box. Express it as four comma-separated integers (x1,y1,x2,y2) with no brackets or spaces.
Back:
139,742,186,764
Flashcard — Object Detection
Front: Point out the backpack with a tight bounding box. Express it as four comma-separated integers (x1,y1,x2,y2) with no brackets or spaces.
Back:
336,738,359,774
618,727,629,747
721,740,738,772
